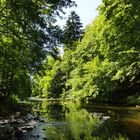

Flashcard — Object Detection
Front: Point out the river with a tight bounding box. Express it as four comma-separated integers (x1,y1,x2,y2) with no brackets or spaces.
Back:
22,99,140,140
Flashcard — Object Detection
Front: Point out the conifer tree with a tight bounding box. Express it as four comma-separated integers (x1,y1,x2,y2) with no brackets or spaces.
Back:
63,11,84,49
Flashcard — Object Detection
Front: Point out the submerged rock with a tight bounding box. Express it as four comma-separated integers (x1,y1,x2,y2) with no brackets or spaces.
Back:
15,128,24,137
39,118,45,122
0,103,38,140
0,124,14,139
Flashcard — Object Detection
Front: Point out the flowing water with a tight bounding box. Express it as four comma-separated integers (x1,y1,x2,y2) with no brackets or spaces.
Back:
23,99,140,140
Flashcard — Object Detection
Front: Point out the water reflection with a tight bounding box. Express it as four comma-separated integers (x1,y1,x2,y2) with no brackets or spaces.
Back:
30,101,140,140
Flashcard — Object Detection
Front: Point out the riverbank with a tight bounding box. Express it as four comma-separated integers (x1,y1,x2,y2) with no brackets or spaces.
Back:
0,103,40,140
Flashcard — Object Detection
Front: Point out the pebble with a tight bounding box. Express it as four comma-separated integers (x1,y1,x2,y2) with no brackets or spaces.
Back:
0,115,37,139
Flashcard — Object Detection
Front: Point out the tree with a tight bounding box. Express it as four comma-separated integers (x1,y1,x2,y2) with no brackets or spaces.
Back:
32,11,84,99
32,0,140,103
63,11,84,49
0,0,76,101
32,56,64,98
62,0,140,102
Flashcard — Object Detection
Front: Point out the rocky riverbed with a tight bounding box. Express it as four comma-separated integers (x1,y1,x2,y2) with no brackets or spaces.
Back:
0,103,45,140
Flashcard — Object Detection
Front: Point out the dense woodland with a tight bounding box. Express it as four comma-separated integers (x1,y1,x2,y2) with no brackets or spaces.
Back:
1,0,140,107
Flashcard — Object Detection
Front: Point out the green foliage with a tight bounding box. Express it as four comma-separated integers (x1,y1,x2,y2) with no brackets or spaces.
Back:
32,0,140,104
32,56,55,97
61,0,140,102
32,56,64,98
32,11,84,99
0,0,75,101
49,68,65,98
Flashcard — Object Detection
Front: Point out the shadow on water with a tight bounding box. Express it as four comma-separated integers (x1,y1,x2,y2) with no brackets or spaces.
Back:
22,100,140,140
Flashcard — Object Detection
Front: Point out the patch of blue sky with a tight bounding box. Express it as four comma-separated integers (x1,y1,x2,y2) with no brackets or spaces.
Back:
57,0,102,28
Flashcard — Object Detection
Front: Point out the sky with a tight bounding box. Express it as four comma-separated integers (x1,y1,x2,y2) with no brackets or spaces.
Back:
71,0,102,27
57,0,102,27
